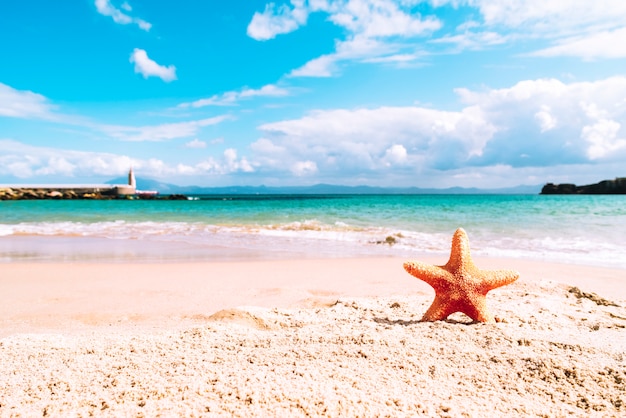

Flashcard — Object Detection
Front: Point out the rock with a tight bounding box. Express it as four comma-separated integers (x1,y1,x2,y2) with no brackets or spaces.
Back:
166,194,188,200
47,191,63,198
0,188,17,200
24,190,42,199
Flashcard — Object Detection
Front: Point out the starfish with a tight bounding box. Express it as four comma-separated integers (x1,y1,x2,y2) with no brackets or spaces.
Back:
403,228,519,323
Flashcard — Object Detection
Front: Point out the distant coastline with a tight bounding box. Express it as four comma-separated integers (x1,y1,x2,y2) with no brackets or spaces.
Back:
0,181,542,200
6,177,626,199
104,176,543,196
541,177,626,194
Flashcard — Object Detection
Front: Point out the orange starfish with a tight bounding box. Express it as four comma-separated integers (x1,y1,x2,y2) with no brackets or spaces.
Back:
403,228,519,323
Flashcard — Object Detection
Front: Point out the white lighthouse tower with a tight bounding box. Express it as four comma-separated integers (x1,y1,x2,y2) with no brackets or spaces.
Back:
128,167,136,189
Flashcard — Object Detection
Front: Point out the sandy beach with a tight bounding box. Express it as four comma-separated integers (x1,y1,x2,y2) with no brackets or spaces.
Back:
1,257,625,416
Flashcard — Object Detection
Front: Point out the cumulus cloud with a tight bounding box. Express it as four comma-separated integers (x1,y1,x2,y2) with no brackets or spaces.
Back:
291,161,318,176
178,84,289,108
100,116,231,142
534,105,557,132
254,105,496,175
582,119,625,160
383,144,408,166
0,83,57,120
249,76,626,183
129,49,177,82
95,0,152,31
0,139,254,180
195,149,255,175
0,139,135,179
455,77,626,165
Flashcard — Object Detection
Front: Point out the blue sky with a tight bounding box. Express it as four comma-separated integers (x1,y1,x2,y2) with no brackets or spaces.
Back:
1,0,626,188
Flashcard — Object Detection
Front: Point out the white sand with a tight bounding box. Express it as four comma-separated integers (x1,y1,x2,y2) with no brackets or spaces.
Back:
1,258,625,417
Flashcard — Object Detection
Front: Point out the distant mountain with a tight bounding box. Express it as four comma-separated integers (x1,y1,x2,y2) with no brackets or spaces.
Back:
107,177,542,195
106,177,180,194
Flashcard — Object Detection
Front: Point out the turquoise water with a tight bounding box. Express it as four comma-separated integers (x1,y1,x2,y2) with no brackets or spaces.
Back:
1,194,625,267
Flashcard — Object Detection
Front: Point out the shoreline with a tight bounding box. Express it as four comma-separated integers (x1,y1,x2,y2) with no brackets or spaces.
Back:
3,232,626,270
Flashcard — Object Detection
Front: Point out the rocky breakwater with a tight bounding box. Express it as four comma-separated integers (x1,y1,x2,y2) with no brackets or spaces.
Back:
0,188,188,200
0,188,117,200
541,177,626,194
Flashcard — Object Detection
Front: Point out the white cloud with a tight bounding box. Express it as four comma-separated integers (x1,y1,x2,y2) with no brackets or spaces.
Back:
129,49,177,82
250,76,626,182
240,84,289,99
33,156,76,177
582,119,626,160
0,83,56,120
431,0,626,58
184,139,207,149
0,139,255,180
291,161,318,176
94,0,152,31
254,105,495,173
456,76,626,165
290,35,422,77
0,139,135,179
529,27,626,59
251,0,626,68
224,148,255,173
328,0,440,38
247,0,309,40
430,31,507,51
251,0,441,77
101,116,231,142
534,105,557,132
383,144,408,166
178,84,289,108
363,53,423,64
290,55,337,77
195,149,255,175
465,0,626,33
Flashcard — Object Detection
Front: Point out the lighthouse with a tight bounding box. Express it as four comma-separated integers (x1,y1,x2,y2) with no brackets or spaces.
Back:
128,167,136,188
112,168,137,196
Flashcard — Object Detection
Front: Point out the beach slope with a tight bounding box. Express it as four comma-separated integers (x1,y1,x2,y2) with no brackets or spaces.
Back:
1,258,625,416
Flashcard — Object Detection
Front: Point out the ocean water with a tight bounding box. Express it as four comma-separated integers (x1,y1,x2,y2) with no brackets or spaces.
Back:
0,194,625,268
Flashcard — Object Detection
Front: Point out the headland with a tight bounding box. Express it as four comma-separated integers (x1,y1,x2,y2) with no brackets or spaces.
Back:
541,177,626,194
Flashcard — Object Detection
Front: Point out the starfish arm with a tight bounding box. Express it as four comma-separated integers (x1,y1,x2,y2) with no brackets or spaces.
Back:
421,296,458,322
403,261,451,288
460,297,495,323
481,269,520,291
446,228,473,270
